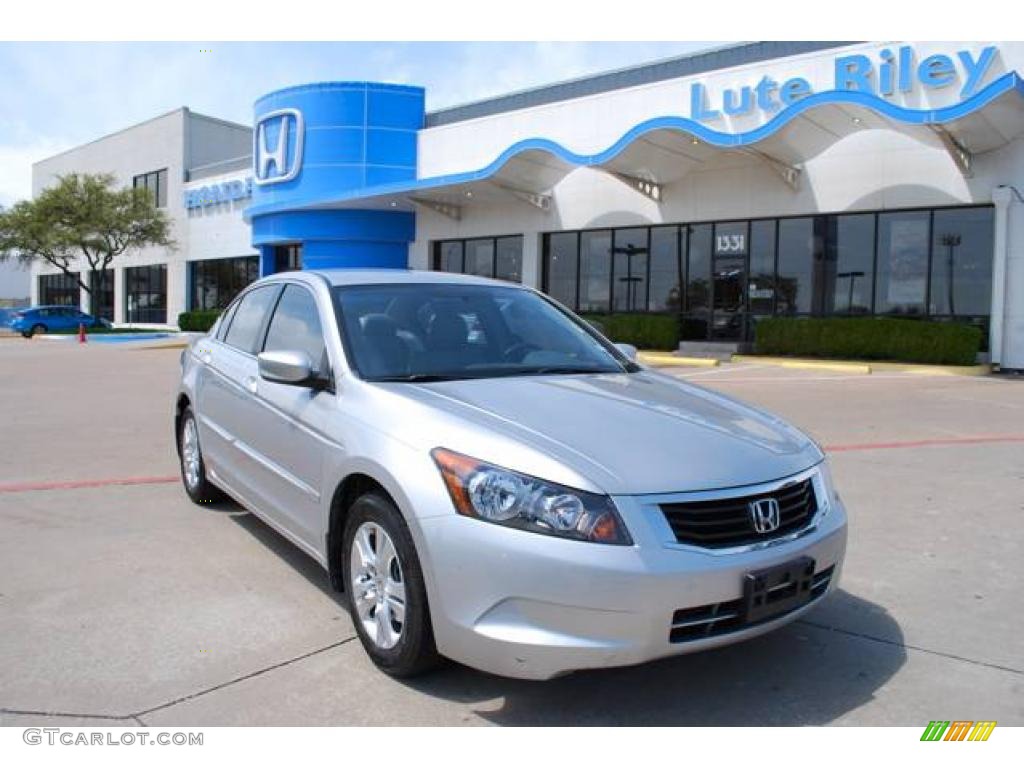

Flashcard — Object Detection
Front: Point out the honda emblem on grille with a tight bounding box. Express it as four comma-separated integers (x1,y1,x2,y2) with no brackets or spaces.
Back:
748,497,781,534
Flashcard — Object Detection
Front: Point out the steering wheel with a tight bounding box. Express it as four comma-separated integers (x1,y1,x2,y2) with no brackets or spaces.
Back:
502,342,540,363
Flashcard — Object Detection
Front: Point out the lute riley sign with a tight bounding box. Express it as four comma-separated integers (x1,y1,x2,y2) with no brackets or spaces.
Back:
690,45,999,122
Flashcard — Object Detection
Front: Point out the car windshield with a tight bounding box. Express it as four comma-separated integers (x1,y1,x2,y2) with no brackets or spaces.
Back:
334,282,636,382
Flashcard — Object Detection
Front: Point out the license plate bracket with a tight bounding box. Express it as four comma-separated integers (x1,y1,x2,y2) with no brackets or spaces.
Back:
743,556,816,623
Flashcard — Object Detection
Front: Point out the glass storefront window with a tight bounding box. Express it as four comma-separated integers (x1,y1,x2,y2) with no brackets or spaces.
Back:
826,214,875,315
88,270,114,320
545,232,578,309
612,228,648,312
437,241,463,273
649,226,681,312
191,256,260,311
495,236,523,282
579,230,611,313
776,217,815,315
537,205,993,344
464,239,494,277
38,272,80,306
929,207,994,317
125,264,167,324
273,244,302,273
748,219,776,316
876,211,930,316
433,236,523,283
686,224,712,313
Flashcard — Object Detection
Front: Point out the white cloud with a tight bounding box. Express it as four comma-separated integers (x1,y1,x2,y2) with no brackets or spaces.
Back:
0,123,71,207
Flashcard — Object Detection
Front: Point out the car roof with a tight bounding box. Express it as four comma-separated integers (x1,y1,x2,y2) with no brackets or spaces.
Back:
262,269,528,290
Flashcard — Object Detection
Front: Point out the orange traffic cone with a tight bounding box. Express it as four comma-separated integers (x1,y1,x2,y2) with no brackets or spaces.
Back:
78,323,86,344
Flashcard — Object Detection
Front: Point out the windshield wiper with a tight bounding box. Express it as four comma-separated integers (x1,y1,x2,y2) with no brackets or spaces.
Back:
516,366,618,376
370,373,465,383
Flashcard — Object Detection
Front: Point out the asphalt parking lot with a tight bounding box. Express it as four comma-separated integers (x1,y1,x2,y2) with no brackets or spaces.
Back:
1,338,1022,726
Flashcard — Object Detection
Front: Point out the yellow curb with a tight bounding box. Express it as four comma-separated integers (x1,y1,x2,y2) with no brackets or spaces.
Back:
131,341,191,351
639,352,720,368
866,361,991,377
731,355,872,374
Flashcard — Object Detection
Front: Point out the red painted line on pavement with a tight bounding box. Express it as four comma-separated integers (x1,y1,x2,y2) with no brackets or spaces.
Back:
0,475,178,494
825,435,1024,453
1,434,1022,492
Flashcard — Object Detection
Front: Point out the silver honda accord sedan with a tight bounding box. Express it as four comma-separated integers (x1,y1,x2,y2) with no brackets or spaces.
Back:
174,269,847,680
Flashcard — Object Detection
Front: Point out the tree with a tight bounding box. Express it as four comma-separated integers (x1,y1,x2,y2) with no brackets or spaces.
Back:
0,173,175,316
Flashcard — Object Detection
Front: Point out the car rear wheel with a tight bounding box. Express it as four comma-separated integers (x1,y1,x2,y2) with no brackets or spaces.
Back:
27,323,46,338
178,407,223,504
343,491,441,677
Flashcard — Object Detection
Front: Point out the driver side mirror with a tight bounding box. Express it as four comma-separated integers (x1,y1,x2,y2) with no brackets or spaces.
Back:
258,350,319,387
614,343,638,362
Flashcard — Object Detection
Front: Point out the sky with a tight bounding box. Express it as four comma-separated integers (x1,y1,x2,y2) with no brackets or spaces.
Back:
0,41,724,297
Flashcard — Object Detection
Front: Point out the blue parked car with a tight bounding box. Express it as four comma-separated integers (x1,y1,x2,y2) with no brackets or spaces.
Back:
10,305,111,338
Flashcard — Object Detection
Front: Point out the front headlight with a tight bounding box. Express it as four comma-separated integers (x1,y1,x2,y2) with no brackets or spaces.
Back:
431,448,632,545
814,459,840,517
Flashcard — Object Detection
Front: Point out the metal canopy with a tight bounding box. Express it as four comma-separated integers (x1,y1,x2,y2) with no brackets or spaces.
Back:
295,73,1024,216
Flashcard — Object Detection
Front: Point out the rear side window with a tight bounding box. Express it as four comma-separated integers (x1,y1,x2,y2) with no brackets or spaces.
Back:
223,285,279,354
263,285,326,371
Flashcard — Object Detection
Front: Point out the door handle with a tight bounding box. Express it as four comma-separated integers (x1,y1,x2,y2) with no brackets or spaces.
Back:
244,376,258,394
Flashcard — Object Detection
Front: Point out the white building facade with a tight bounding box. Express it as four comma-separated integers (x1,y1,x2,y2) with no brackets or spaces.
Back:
30,42,1024,368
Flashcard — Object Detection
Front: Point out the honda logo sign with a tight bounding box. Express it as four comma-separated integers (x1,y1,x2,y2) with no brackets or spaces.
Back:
254,108,304,185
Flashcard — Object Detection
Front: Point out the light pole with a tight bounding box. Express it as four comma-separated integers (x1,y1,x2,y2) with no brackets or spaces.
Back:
941,233,961,316
837,270,865,313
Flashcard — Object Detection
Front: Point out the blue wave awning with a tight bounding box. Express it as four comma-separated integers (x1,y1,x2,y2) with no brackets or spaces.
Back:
247,72,1024,217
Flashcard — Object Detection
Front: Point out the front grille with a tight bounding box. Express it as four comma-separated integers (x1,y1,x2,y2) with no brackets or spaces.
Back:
669,565,834,643
660,477,817,549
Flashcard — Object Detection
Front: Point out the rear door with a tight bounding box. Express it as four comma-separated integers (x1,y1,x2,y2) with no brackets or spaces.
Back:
194,284,281,497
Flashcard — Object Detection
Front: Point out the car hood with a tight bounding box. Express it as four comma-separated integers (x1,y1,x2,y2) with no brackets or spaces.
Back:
395,370,822,495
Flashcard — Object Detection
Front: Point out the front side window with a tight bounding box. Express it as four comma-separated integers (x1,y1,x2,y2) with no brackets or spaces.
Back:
223,285,279,354
335,283,633,382
263,285,326,371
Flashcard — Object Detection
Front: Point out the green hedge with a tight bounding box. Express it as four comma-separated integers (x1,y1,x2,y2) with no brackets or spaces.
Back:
178,309,222,333
581,313,679,351
755,317,982,366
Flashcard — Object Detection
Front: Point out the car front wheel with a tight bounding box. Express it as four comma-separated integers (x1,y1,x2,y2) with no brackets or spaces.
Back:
343,491,441,677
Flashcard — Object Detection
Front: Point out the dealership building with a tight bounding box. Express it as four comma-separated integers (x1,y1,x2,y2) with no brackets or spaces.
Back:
31,41,1024,368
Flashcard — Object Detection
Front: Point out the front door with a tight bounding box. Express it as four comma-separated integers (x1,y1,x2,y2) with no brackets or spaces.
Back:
710,222,749,341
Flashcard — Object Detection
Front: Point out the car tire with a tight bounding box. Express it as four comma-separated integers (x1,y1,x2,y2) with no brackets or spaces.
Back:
342,491,442,678
177,406,224,504
28,323,46,338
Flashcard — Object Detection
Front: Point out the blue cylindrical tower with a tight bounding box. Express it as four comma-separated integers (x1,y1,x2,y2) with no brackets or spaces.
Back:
245,81,424,273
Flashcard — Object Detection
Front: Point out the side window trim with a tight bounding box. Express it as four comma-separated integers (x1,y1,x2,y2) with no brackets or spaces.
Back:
216,298,241,342
220,284,283,356
260,281,330,375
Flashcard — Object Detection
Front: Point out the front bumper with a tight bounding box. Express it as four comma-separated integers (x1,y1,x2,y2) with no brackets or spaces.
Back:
417,482,848,680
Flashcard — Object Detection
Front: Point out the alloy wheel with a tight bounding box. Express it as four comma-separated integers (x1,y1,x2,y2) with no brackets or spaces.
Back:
349,521,406,649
